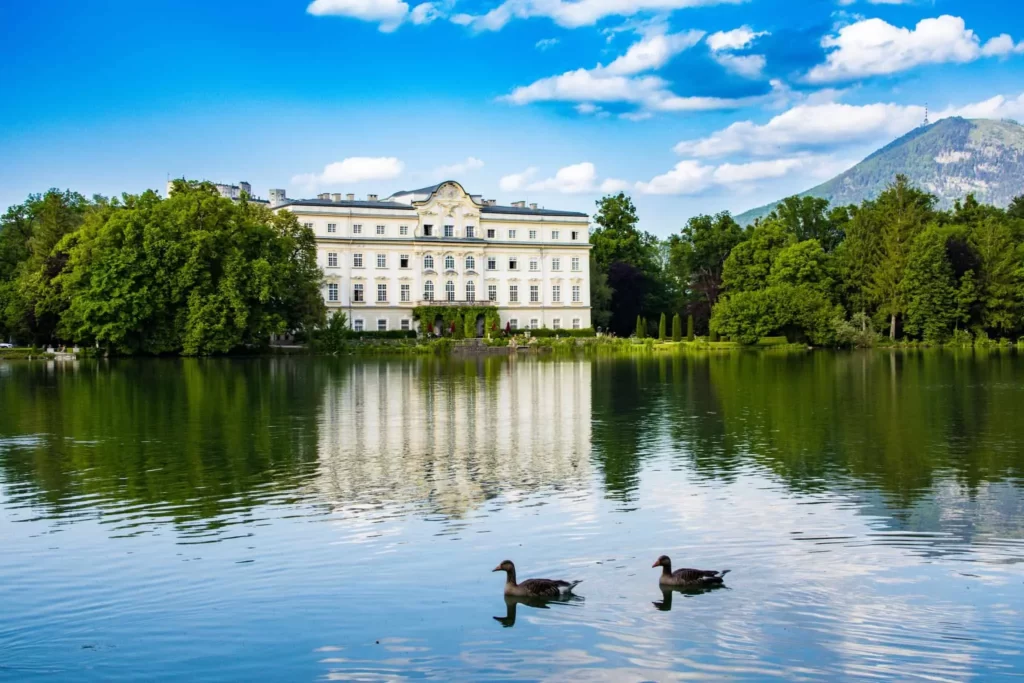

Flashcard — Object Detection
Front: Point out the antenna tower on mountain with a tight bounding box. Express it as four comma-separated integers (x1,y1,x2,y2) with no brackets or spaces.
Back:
923,104,929,127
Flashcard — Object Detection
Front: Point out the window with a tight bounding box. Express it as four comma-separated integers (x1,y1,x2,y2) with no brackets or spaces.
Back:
552,230,560,240
571,231,580,241
400,254,410,269
529,258,539,272
572,318,581,330
445,280,455,301
424,281,434,301
487,228,496,238
488,284,497,302
353,284,364,302
509,257,518,270
354,319,364,332
444,255,455,271
327,283,339,302
423,224,433,237
509,319,519,330
376,225,386,236
302,222,314,230
529,230,537,240
377,283,387,302
401,284,410,302
530,318,539,329
400,225,409,236
572,285,581,302
553,318,561,330
353,253,363,268
487,257,497,270
552,285,561,303
571,257,580,271
465,255,476,271
327,252,338,267
377,253,387,268
509,285,519,303
466,226,475,238
327,223,337,233
377,318,388,331
424,255,434,270
444,224,454,237
401,319,411,331
466,281,476,302
353,224,362,235
508,230,517,239
530,285,539,303
552,257,561,271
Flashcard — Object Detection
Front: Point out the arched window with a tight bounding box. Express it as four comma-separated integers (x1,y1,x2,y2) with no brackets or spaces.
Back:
445,280,455,301
466,280,476,302
424,280,434,301
465,255,476,271
444,255,455,271
424,254,434,270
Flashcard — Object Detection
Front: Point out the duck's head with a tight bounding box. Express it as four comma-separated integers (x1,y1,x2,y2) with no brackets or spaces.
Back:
652,555,671,568
492,560,515,573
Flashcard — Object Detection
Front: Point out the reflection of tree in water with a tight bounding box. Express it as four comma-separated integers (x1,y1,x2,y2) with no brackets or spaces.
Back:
0,358,332,533
315,356,593,519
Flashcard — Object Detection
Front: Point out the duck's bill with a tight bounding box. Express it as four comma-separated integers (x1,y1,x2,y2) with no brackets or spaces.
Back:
492,565,503,572
651,561,659,567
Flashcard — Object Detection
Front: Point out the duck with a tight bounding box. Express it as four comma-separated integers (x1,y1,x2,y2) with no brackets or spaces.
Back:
493,560,582,598
652,555,730,588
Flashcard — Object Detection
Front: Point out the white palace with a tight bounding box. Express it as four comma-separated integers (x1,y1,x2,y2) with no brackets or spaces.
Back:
268,181,593,334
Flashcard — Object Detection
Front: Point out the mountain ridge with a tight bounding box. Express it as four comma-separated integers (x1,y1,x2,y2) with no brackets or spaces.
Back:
734,117,1024,225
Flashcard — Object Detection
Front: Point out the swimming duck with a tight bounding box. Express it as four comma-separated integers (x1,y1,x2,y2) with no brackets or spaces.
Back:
493,560,582,598
652,555,730,588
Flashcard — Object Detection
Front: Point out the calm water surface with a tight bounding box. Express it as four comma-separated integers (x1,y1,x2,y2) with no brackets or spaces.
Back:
1,352,1022,681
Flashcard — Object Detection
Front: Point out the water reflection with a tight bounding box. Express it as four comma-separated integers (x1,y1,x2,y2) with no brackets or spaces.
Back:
493,595,583,628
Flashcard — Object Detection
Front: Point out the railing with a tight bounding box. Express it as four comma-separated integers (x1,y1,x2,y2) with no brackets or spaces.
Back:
417,299,495,306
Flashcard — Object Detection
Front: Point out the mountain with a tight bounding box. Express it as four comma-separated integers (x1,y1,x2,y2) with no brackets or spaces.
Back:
734,117,1024,225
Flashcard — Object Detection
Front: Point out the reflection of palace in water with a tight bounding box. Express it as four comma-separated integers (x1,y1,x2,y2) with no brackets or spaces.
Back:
315,359,593,518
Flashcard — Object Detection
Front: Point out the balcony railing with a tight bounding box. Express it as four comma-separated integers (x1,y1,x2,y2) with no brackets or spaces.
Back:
417,299,495,306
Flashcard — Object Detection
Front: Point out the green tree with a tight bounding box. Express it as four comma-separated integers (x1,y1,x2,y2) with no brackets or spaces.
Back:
903,226,959,342
763,195,847,252
658,312,666,340
670,211,744,330
671,313,682,342
722,219,793,293
869,175,935,338
453,313,465,339
768,239,835,295
635,314,644,338
687,314,694,341
589,255,614,331
1008,195,1024,220
835,203,881,323
970,216,1020,334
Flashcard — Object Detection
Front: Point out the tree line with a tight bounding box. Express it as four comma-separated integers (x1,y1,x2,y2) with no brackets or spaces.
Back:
589,175,1024,345
0,181,325,353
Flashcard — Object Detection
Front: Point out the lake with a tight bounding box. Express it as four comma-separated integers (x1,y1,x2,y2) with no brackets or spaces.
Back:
1,352,1022,681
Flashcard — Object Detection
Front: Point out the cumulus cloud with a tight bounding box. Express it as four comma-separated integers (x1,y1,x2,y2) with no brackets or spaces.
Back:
602,29,706,75
981,34,1024,58
635,160,714,195
292,157,405,188
307,0,445,31
526,162,599,193
713,53,767,78
452,0,744,32
707,26,767,52
706,26,769,79
634,155,842,195
432,157,484,177
499,167,538,192
807,15,1021,83
672,90,1024,159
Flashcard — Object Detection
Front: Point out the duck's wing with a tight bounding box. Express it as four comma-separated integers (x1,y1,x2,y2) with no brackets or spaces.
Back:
519,578,581,597
672,568,727,582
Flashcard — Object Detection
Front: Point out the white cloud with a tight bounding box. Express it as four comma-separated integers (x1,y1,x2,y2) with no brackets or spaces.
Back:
635,160,714,195
981,34,1024,58
307,0,411,32
453,0,745,32
292,157,405,188
307,0,445,31
634,155,843,195
807,15,1020,83
671,90,1024,160
673,101,925,157
707,26,767,52
535,38,559,50
432,157,485,177
600,178,633,193
499,168,538,192
602,29,706,75
713,53,766,78
527,162,598,193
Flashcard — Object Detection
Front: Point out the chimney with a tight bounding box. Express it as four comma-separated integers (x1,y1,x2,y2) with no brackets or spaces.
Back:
487,199,497,206
529,203,538,210
330,193,342,202
317,192,330,200
366,194,378,201
511,200,526,208
346,193,355,201
269,189,287,206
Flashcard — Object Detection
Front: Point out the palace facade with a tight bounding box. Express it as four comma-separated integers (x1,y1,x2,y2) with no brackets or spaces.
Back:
270,181,592,334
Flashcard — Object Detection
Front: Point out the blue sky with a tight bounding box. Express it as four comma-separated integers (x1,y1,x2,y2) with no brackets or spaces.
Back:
2,0,1022,234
